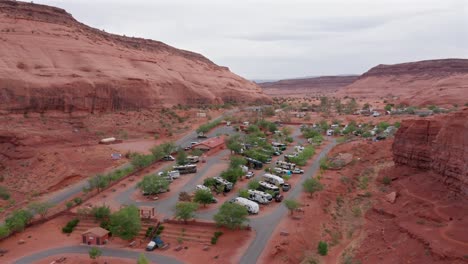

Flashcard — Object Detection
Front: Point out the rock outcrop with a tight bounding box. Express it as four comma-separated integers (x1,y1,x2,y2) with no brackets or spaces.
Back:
0,0,270,113
392,109,468,194
259,75,358,97
338,59,468,106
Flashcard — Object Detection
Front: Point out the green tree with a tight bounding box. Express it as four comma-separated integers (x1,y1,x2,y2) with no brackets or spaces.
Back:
176,149,188,165
230,156,246,168
214,203,249,229
303,178,324,198
238,189,249,198
91,205,111,220
319,120,329,131
137,253,150,264
362,103,371,110
220,167,243,185
88,247,102,260
345,98,358,114
384,104,393,112
88,174,109,193
0,186,10,200
137,174,170,195
27,202,52,219
5,210,33,232
281,127,292,138
109,205,141,240
203,177,217,188
248,180,260,190
318,241,328,256
160,142,176,156
284,199,300,215
225,134,243,154
0,225,10,238
193,189,214,207
175,202,198,223
130,153,155,169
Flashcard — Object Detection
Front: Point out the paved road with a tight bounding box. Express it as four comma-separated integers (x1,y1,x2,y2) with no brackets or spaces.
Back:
44,111,236,206
240,138,337,264
13,245,182,264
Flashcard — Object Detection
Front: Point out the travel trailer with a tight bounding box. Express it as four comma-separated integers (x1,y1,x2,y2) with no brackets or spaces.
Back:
247,189,272,204
231,197,259,214
262,173,285,186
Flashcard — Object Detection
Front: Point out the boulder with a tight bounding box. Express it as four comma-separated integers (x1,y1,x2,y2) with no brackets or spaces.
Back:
384,192,397,204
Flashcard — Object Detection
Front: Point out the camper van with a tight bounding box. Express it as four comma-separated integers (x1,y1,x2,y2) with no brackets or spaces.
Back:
173,164,197,174
262,173,285,186
195,184,211,192
294,145,305,152
231,197,259,214
213,176,233,192
246,157,263,170
326,129,334,136
247,189,272,204
258,181,281,197
187,155,200,163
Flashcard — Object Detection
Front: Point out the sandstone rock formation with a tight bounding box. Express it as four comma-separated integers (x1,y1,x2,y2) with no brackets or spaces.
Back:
259,75,358,97
392,109,468,194
0,0,270,113
338,59,468,106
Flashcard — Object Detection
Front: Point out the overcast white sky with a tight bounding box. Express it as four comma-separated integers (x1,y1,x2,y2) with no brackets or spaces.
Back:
32,0,468,80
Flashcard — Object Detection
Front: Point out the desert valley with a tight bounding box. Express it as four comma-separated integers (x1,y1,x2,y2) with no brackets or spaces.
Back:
0,1,467,264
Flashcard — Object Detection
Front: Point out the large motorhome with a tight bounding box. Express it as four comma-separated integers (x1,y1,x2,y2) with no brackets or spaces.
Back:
213,176,233,192
275,160,296,170
246,157,263,170
258,181,280,197
274,167,292,176
173,164,197,174
271,142,287,151
247,189,272,204
262,173,285,186
231,197,259,214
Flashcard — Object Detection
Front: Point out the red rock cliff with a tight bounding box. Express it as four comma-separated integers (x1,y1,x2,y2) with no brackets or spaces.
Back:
393,109,468,194
338,59,468,106
0,0,270,113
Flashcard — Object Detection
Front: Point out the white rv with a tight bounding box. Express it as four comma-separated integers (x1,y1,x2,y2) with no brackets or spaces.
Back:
214,176,233,192
195,184,211,192
262,173,285,186
326,129,334,136
231,197,259,214
187,155,200,163
258,181,280,197
247,189,272,204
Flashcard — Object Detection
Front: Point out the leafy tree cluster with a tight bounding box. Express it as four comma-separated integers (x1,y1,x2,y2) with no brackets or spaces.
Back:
287,146,315,166
175,202,198,223
137,174,170,195
109,205,141,240
213,202,249,229
303,178,324,197
193,189,214,207
196,120,221,134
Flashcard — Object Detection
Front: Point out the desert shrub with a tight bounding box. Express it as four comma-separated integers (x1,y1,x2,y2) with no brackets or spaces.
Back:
155,225,165,235
91,205,111,220
0,186,10,200
62,218,80,233
211,231,224,245
145,226,155,238
382,176,391,185
73,197,83,205
65,201,74,209
320,157,329,170
178,191,192,202
203,177,217,187
318,241,328,256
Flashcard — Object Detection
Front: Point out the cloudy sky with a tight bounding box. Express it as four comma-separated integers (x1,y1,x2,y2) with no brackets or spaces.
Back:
32,0,468,80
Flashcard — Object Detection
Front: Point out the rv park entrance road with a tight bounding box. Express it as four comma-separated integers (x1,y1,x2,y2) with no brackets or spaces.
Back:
43,110,237,206
13,245,183,264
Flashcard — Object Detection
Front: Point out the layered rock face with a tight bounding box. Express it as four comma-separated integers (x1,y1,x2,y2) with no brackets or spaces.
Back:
338,59,468,106
0,0,270,113
259,75,358,97
393,109,468,194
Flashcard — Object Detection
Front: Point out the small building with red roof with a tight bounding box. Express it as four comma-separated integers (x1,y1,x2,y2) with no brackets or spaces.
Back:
192,136,225,153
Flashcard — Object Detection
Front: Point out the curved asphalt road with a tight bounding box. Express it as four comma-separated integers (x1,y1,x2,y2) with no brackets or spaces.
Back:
13,245,182,264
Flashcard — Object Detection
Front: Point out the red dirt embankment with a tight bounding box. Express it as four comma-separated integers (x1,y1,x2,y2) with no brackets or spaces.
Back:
0,0,270,113
338,59,468,106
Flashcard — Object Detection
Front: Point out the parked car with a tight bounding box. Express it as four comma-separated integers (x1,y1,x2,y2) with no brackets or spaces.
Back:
146,241,156,251
292,168,304,174
274,194,284,202
246,171,255,179
162,155,175,161
273,151,281,156
282,183,291,192
184,145,192,151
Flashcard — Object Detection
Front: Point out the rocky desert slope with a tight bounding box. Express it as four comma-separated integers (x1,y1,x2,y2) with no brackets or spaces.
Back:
338,59,468,106
0,0,269,113
259,75,358,97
